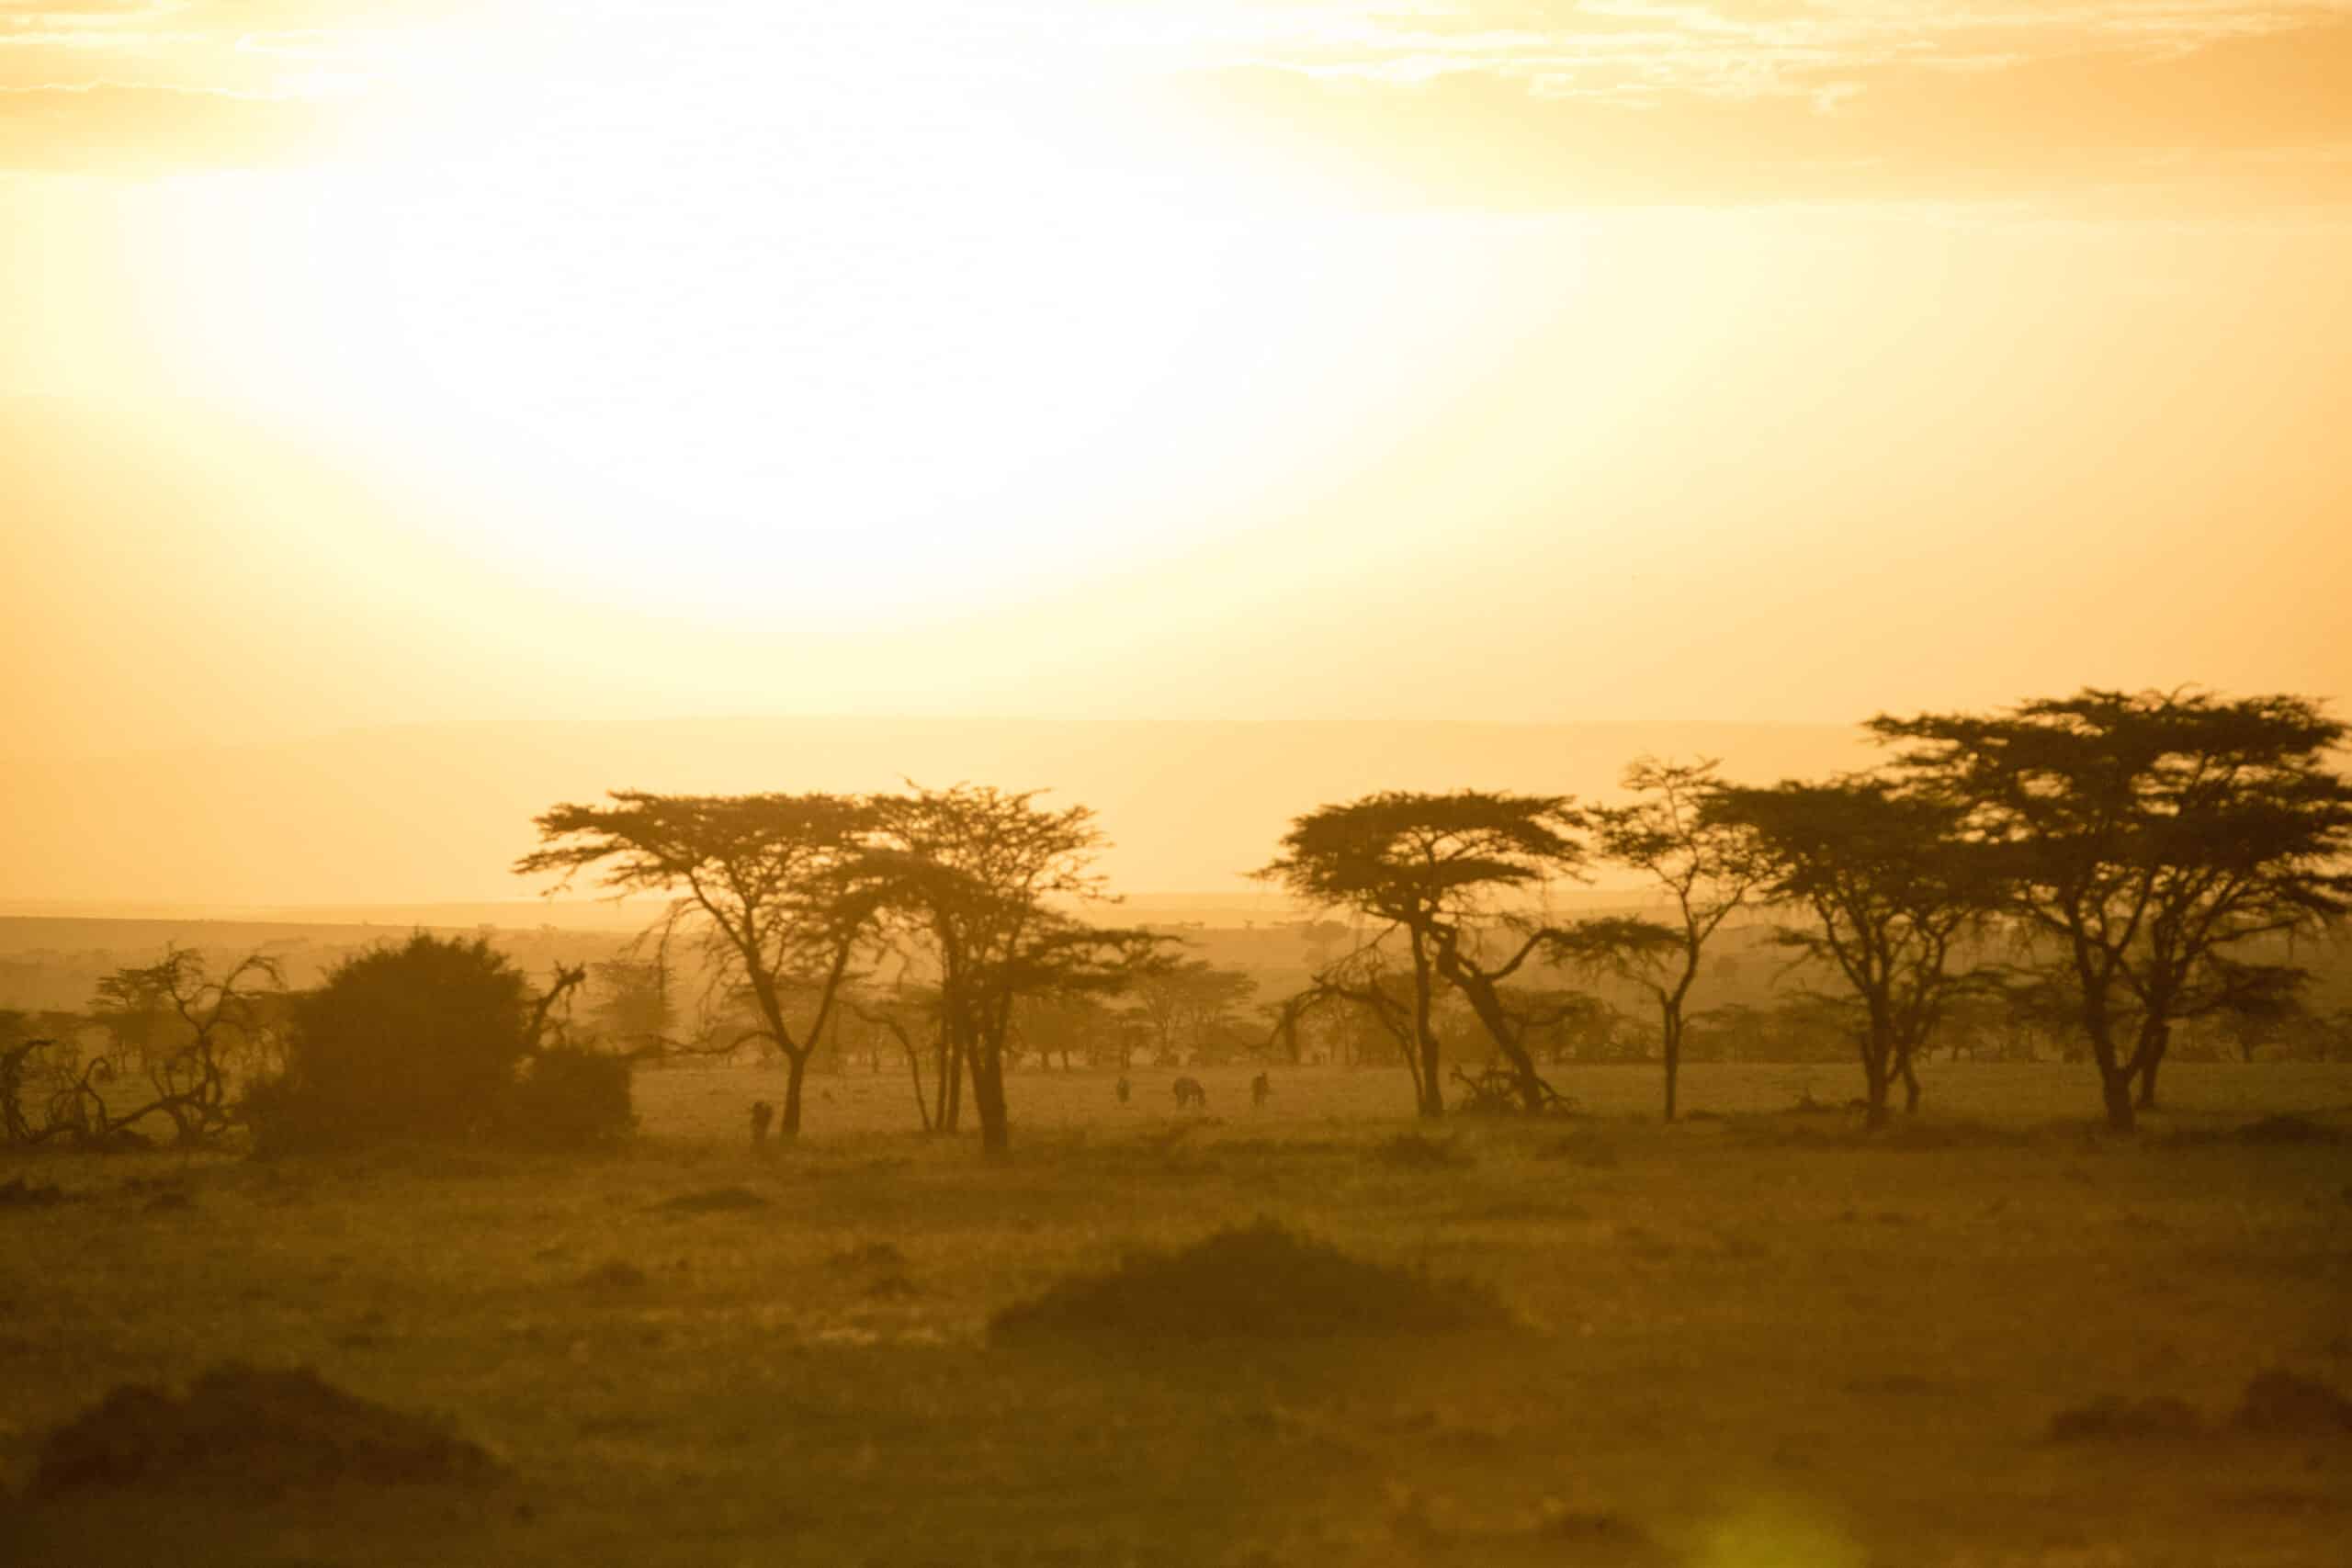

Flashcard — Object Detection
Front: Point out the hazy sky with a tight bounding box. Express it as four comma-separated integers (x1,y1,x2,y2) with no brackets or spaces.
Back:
5,3,2349,760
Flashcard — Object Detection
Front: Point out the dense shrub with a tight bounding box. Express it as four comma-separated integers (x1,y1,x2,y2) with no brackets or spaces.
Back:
247,933,630,1153
499,1045,636,1148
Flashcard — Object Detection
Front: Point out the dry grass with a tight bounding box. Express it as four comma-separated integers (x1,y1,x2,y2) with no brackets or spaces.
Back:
2,1061,2349,1566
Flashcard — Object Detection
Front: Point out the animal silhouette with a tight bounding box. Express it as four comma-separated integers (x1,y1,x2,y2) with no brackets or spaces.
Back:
1171,1077,1207,1110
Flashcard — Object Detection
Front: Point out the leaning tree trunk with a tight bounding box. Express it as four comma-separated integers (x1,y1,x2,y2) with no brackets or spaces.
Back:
1447,964,1546,1112
1410,942,1443,1118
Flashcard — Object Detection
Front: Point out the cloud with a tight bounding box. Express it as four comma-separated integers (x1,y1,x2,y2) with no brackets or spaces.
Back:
1163,17,2352,209
0,80,344,171
0,0,2346,200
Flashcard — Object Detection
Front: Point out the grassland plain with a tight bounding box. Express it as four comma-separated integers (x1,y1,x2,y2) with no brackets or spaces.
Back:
3,1063,2349,1567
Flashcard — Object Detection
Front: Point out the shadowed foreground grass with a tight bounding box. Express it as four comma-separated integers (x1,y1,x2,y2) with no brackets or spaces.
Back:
2,1063,2348,1566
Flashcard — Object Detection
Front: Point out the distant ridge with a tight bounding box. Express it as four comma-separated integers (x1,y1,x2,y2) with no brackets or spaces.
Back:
0,716,1871,907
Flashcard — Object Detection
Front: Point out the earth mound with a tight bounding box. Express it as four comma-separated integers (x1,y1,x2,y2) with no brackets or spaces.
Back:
29,1362,506,1499
651,1186,770,1213
2235,1371,2352,1436
2234,1114,2338,1146
989,1219,1510,1344
2047,1394,2206,1443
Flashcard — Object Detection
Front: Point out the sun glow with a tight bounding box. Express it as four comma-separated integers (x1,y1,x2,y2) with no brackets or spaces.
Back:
140,9,1551,627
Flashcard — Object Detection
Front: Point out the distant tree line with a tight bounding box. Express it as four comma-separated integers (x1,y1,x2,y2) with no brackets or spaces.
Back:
1259,688,2352,1133
4,686,2346,1155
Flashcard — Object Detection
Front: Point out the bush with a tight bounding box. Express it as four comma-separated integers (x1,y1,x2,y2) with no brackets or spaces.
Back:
499,1046,635,1149
249,933,631,1154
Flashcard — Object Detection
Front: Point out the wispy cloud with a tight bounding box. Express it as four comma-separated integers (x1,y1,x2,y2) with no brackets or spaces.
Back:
0,0,2345,204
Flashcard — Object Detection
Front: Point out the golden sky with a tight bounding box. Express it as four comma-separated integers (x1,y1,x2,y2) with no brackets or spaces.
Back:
5,2,2350,760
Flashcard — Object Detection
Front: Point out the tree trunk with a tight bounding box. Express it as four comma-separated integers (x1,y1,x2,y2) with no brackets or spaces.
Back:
970,1045,1011,1158
2134,1022,2169,1111
2100,1066,2137,1133
1858,1034,1893,1130
1410,936,1442,1118
1417,1037,1443,1117
779,1051,809,1138
929,1038,951,1132
1442,959,1544,1112
1900,1052,1922,1115
1661,1010,1681,1123
904,1038,932,1132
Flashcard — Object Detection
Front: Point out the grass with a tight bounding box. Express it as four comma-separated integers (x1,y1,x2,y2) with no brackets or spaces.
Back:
2,1061,2349,1566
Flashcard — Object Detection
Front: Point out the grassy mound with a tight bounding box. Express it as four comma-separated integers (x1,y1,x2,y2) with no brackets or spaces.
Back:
2234,1114,2339,1146
29,1363,506,1499
0,1176,68,1208
1369,1132,1468,1169
650,1186,769,1213
2235,1371,2352,1436
2047,1394,2206,1443
989,1220,1510,1344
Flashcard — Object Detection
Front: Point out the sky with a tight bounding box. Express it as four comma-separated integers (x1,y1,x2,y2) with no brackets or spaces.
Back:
4,2,2350,761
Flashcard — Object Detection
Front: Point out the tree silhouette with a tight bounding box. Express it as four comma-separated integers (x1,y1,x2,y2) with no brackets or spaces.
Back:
861,784,1162,1156
1873,688,2352,1131
1580,757,1768,1121
1705,777,1993,1126
1260,791,1588,1115
517,792,879,1139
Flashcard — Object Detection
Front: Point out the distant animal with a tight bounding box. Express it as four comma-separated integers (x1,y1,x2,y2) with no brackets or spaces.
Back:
1172,1077,1207,1111
750,1100,775,1148
1250,1072,1272,1109
1114,1076,1132,1106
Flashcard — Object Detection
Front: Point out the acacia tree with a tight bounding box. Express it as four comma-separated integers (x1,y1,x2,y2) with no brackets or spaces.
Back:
516,792,878,1139
1125,958,1259,1066
1259,791,1588,1115
1705,778,1992,1127
1873,689,2352,1132
862,784,1161,1156
1576,755,1769,1121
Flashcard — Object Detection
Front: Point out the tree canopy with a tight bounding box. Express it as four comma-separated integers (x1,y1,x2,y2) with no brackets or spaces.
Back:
1872,688,2352,1130
1260,791,1587,1115
1706,776,1994,1124
517,791,880,1137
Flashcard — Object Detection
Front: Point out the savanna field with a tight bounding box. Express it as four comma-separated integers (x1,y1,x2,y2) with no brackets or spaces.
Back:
5,1061,2349,1568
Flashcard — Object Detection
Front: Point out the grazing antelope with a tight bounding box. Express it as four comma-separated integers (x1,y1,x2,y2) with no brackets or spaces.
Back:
1171,1077,1207,1111
1250,1072,1272,1109
1114,1076,1132,1106
750,1100,775,1149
